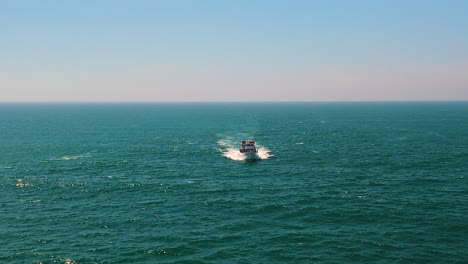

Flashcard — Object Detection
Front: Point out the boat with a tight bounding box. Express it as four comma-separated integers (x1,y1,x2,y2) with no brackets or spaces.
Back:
240,140,258,160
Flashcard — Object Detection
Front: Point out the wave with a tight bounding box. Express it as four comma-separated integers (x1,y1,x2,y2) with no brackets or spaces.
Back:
218,139,273,161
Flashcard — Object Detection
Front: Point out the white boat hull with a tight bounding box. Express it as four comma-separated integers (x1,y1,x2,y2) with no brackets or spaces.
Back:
244,152,258,160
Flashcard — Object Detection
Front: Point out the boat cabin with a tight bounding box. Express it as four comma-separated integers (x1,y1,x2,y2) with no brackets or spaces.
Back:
240,140,257,153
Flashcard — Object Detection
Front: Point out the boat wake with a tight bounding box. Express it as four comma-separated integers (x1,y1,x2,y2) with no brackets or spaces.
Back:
218,140,273,161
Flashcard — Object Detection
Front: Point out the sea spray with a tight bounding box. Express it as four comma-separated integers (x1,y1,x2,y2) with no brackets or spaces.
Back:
257,146,273,159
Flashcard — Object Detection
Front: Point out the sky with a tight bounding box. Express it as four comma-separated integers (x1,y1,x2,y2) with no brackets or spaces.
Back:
1,0,468,102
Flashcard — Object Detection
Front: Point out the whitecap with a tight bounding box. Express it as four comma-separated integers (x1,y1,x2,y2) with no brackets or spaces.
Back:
64,258,76,264
15,179,32,188
53,153,92,161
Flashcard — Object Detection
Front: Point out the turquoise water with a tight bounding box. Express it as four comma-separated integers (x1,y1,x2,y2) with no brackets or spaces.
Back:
1,102,467,263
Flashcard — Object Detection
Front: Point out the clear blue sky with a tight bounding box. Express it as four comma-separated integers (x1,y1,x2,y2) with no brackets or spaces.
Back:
1,0,467,101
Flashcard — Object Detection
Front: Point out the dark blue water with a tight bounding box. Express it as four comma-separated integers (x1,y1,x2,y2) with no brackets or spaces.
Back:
1,102,467,263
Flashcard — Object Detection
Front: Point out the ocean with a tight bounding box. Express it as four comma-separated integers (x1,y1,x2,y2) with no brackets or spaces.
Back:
0,102,467,263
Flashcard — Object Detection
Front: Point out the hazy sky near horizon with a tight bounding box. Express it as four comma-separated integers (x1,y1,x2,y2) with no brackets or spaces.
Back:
1,0,468,102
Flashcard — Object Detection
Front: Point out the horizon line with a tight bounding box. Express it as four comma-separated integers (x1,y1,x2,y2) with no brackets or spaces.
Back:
0,100,467,104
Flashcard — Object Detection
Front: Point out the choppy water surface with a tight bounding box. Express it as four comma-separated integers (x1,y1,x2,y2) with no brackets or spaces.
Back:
0,102,467,263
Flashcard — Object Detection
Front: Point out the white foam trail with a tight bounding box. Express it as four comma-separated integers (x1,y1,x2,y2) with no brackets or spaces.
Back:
53,153,92,161
218,139,272,161
217,139,231,148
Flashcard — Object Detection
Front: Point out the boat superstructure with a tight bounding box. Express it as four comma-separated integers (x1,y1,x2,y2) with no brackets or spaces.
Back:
240,140,258,160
